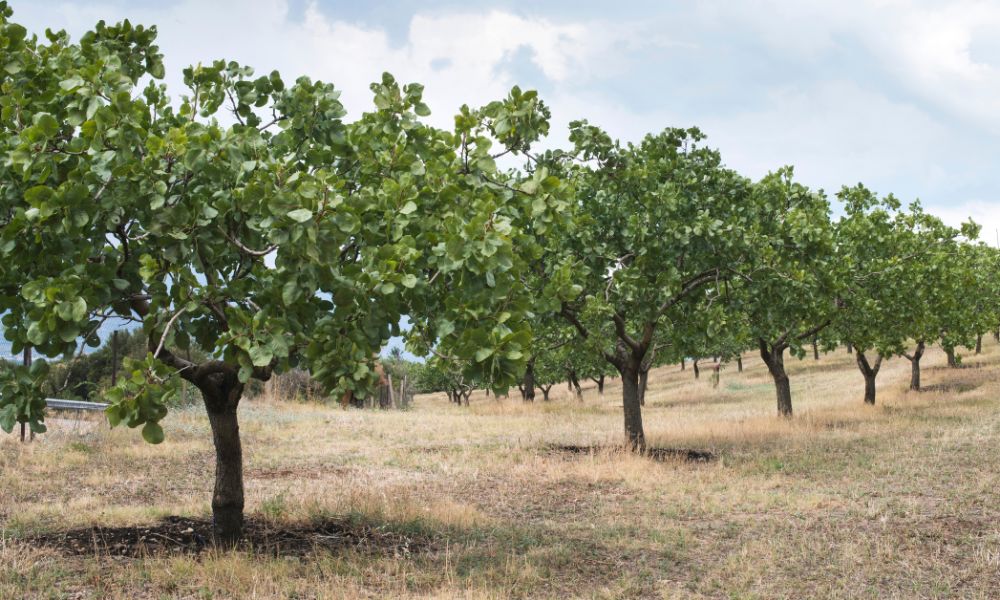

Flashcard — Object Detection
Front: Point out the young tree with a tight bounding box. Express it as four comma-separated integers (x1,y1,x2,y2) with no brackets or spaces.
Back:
551,123,755,449
0,10,554,543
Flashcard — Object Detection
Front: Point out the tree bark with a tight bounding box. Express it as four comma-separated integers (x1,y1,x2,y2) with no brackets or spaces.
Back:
540,384,552,402
736,355,743,372
759,340,792,417
522,358,536,402
855,350,883,405
619,361,645,450
568,370,583,401
945,346,958,368
692,359,700,379
201,376,245,546
975,334,982,355
680,358,685,371
638,368,649,406
812,337,820,360
905,340,925,391
590,375,605,401
846,342,853,354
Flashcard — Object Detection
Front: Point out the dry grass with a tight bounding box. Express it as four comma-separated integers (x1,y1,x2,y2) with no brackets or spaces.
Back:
2,340,1000,598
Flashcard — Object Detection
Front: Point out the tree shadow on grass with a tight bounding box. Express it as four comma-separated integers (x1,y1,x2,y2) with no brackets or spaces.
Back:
28,514,435,558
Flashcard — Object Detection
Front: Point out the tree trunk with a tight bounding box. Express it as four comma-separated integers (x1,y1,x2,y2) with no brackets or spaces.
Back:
680,358,685,371
759,340,792,417
906,340,925,391
994,326,999,342
202,379,245,546
523,358,536,402
855,350,882,405
568,370,583,401
975,334,982,355
812,337,820,360
590,375,605,401
541,384,552,402
945,346,958,368
736,355,743,372
693,359,700,379
846,342,853,354
638,368,649,406
619,361,645,450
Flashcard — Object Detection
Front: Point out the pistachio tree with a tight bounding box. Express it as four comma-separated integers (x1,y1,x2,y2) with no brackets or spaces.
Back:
732,169,839,417
0,8,557,543
833,186,964,404
553,122,754,448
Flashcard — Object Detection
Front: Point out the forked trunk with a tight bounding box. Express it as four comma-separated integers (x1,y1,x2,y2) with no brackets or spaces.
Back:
540,384,552,402
201,377,245,546
759,340,792,417
906,341,925,391
855,350,883,405
590,375,605,401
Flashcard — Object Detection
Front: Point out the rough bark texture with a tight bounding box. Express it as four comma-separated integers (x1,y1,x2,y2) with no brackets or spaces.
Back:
200,373,245,546
619,361,645,450
638,368,649,406
522,359,536,402
905,340,925,391
855,351,883,405
759,340,792,417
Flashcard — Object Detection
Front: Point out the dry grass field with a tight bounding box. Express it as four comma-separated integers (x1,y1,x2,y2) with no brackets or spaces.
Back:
2,340,999,599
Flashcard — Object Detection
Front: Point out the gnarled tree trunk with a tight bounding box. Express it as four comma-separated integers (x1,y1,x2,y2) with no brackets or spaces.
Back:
855,350,883,405
760,340,792,417
945,346,958,368
618,359,645,450
199,371,245,546
904,340,925,391
590,374,605,401
568,369,583,401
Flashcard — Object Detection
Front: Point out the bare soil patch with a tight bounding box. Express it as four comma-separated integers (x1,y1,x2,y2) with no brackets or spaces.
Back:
29,515,432,558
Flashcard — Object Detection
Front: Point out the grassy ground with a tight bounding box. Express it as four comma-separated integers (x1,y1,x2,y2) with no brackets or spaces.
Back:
2,340,999,599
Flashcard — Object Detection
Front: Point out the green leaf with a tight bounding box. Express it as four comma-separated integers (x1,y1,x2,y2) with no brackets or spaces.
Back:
287,208,313,223
400,274,418,288
248,345,273,367
474,348,493,363
414,102,431,117
399,201,418,215
141,421,164,444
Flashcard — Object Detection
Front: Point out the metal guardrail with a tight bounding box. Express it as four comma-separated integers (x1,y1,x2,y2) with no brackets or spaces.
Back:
45,398,109,411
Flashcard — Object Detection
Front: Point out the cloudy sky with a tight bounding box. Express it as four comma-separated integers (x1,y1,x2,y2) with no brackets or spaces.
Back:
11,0,1000,239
